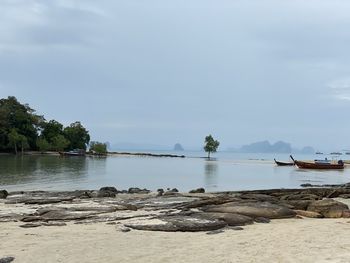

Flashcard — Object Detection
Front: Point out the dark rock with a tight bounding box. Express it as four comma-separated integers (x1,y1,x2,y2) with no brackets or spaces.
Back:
203,201,296,219
229,226,244,230
307,199,349,218
282,200,312,210
20,223,41,228
178,196,240,210
96,190,116,198
128,188,150,194
280,193,321,201
0,257,15,263
157,189,164,196
300,183,313,187
189,188,205,194
197,212,254,226
99,186,118,193
163,188,180,196
254,217,270,223
126,215,227,232
0,190,8,199
206,229,225,235
239,193,278,202
294,210,323,218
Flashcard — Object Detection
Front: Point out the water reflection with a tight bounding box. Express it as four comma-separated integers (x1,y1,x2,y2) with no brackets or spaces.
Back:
204,160,218,191
0,155,106,190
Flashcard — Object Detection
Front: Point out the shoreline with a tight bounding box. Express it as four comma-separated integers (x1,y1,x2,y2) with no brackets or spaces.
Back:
2,185,350,262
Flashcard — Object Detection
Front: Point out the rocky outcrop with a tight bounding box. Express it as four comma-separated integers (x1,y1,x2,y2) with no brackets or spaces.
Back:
128,188,150,194
126,215,227,232
203,202,296,219
197,212,254,226
307,199,349,218
189,188,205,194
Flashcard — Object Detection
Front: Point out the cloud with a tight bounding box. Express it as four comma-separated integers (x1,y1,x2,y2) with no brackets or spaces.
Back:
0,0,105,52
329,78,350,101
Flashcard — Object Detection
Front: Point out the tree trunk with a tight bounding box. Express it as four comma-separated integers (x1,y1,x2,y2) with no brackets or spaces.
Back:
207,151,211,159
14,143,17,155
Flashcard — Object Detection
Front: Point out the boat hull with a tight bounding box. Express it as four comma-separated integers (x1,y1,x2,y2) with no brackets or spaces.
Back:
294,160,344,170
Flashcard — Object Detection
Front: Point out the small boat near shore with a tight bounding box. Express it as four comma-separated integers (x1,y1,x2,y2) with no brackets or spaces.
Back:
59,149,86,157
290,155,344,170
274,159,294,166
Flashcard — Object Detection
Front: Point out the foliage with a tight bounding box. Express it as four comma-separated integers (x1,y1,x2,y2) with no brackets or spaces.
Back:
89,141,108,154
51,135,70,151
36,138,51,152
0,96,91,154
63,121,90,150
0,96,44,152
204,134,220,159
41,120,64,144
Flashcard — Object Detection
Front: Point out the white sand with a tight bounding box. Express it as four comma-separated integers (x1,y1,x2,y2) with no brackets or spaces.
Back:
2,218,350,263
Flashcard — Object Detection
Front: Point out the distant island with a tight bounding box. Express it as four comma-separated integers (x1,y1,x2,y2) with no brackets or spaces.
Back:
229,140,315,154
173,143,184,151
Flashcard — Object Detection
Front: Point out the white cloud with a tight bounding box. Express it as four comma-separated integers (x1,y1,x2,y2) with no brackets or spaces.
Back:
329,78,350,101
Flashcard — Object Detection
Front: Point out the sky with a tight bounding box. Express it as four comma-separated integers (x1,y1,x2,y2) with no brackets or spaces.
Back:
1,0,350,151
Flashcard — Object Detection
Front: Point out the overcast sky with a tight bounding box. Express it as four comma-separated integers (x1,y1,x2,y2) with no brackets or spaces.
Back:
1,0,350,151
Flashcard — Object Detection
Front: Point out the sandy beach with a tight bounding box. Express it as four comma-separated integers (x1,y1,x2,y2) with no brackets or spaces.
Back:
2,218,350,263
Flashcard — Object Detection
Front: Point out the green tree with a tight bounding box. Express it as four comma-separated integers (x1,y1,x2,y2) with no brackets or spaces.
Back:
63,121,90,150
51,135,70,151
0,96,44,151
7,129,20,154
204,135,220,159
18,134,29,154
41,120,64,144
36,138,51,152
89,141,107,154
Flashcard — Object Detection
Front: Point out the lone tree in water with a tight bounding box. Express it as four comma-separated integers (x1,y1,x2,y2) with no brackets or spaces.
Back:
204,135,220,159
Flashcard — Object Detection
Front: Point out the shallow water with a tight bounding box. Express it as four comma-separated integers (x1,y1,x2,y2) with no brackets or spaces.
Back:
0,152,349,192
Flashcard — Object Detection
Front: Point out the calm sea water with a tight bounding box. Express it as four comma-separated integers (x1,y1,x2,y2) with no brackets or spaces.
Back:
0,152,349,192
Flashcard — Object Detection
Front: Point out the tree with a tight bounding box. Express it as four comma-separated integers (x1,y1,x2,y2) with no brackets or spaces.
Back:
7,129,20,154
41,120,64,144
51,135,70,151
36,138,51,152
204,135,220,159
0,96,44,151
18,134,29,154
89,141,107,154
63,121,90,150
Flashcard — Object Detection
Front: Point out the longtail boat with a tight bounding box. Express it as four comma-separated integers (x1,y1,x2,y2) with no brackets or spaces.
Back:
274,159,294,166
290,155,344,170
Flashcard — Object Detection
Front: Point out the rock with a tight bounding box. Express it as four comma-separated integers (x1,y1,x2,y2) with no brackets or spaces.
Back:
163,188,180,196
126,215,227,232
300,183,313,187
206,229,225,235
239,193,278,202
99,186,118,193
157,189,164,196
307,199,349,218
294,210,323,218
341,210,350,218
197,212,254,226
203,201,296,219
189,188,205,194
128,188,150,194
20,223,41,228
117,226,131,232
0,190,8,199
282,200,312,210
280,193,321,201
96,191,116,198
254,217,270,223
338,194,350,199
229,226,244,231
0,257,15,263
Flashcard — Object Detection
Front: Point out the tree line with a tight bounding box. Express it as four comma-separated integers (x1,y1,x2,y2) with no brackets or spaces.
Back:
0,96,91,154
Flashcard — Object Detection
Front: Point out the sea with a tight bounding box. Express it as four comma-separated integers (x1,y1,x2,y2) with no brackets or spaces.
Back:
0,151,349,192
